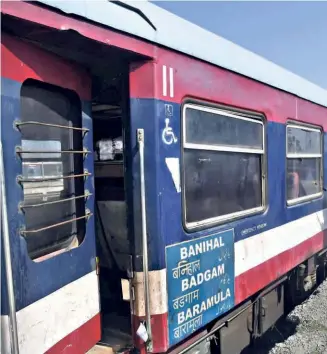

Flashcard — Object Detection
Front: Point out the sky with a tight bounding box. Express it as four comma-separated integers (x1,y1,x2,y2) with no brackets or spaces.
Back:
153,1,327,89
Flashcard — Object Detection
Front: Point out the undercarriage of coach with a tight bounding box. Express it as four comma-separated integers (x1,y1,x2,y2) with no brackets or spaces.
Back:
183,249,327,354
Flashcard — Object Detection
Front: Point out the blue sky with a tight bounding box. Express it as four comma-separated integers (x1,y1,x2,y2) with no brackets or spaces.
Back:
154,1,327,89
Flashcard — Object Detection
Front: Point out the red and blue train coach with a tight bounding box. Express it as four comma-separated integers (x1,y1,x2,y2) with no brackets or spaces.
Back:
1,1,327,354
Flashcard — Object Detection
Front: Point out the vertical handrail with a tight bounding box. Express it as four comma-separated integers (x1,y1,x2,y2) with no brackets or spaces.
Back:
0,141,20,353
137,129,152,351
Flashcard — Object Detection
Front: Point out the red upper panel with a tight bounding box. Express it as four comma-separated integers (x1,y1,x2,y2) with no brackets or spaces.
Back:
2,1,326,126
130,47,326,129
1,33,91,100
153,49,327,128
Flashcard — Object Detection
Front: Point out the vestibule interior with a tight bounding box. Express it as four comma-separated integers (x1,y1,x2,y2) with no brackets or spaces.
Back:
92,58,134,350
78,39,146,351
1,14,149,351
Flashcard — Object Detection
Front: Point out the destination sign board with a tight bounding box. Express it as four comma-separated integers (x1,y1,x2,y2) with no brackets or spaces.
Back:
166,230,235,346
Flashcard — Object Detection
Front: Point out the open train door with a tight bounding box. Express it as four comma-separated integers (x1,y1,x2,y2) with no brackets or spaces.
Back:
1,33,101,353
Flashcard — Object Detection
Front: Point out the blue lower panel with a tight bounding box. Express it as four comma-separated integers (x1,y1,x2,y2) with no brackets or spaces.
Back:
166,229,235,346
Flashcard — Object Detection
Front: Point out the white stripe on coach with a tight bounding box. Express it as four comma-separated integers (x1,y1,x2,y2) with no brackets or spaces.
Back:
16,271,99,354
162,65,167,97
133,209,327,317
162,65,174,97
234,208,327,276
169,67,174,98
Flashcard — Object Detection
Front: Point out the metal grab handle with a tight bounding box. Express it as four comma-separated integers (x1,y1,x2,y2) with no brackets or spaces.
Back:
17,172,91,183
20,192,92,209
20,212,92,235
15,148,90,155
138,129,152,351
0,142,20,353
15,120,89,133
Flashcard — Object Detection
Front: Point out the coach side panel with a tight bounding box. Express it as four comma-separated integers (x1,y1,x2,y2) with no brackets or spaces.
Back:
132,48,327,350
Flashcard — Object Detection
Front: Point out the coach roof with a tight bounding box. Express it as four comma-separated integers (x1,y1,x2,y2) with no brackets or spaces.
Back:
36,0,327,108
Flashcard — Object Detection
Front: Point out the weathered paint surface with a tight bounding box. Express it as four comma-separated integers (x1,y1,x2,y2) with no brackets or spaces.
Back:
4,0,327,107
1,2,327,354
16,271,99,354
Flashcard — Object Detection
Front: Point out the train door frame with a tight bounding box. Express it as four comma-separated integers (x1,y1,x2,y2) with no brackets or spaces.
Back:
1,4,157,353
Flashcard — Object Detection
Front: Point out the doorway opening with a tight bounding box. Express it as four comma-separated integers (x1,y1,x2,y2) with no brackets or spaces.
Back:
92,58,133,351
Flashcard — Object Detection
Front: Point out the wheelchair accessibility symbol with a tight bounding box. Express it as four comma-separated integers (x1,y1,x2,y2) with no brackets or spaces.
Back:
162,118,178,145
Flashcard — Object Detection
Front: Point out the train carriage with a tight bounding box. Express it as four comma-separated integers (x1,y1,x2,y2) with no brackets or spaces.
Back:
1,1,327,354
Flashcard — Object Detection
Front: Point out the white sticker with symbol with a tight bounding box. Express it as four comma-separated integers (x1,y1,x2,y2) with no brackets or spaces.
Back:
162,118,178,145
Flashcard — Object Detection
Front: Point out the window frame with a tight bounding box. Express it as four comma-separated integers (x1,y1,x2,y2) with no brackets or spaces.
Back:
181,102,267,231
286,122,323,206
19,79,86,261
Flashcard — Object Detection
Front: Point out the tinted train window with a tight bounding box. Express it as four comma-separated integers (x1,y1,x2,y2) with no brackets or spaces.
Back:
182,104,265,228
19,80,86,260
286,124,322,204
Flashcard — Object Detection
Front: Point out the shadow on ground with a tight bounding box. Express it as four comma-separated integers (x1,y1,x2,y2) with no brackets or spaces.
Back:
241,315,300,354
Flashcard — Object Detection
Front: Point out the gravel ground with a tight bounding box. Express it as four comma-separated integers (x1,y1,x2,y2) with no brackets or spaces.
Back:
245,280,327,354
